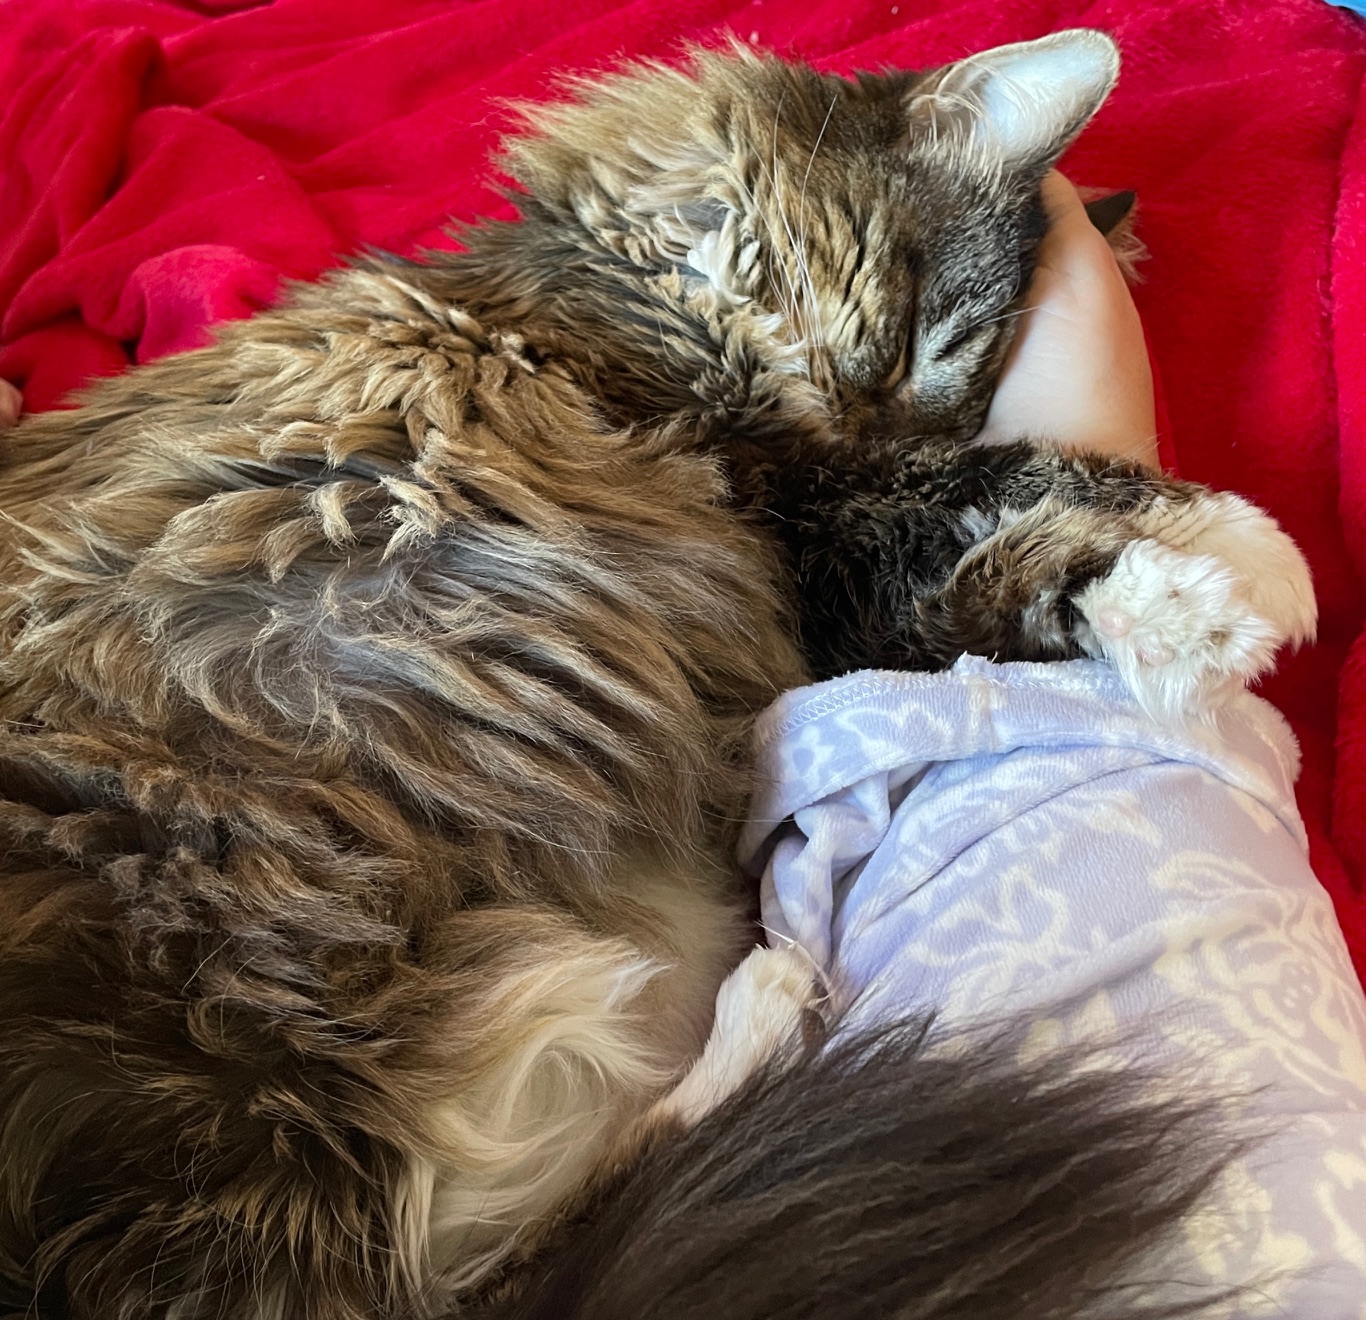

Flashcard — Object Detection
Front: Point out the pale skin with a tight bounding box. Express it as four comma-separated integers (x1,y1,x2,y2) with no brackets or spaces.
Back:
978,170,1160,469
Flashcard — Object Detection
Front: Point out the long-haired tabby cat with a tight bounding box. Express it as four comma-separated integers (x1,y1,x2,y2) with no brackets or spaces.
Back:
0,28,1314,1320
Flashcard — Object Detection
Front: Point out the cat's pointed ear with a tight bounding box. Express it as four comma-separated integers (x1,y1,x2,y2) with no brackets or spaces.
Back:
909,30,1119,173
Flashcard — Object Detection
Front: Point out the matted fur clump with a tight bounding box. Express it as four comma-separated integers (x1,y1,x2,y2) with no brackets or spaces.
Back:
0,28,1311,1320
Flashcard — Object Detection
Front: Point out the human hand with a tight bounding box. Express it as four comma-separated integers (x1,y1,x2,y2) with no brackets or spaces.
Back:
0,380,20,430
977,172,1159,470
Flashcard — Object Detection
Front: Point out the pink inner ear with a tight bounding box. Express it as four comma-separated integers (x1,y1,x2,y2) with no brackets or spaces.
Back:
924,32,1119,169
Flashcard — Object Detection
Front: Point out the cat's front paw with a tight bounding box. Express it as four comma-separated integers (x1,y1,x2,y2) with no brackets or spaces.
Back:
1075,492,1315,719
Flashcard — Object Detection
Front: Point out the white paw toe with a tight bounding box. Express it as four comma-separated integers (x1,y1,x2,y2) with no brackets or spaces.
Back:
1076,493,1316,719
710,944,821,1058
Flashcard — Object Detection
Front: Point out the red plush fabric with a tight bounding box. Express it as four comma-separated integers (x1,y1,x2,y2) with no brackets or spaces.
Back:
2,0,1365,970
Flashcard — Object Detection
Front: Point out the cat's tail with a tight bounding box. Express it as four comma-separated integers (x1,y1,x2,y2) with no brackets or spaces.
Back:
468,1019,1248,1320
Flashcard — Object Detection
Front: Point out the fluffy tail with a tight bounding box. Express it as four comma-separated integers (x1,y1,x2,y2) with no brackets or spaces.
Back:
472,1021,1249,1320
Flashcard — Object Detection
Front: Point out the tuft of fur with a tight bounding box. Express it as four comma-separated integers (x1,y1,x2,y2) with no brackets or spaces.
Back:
470,1022,1251,1320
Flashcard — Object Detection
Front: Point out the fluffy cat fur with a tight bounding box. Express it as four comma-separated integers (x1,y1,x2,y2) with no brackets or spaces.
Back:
0,29,1313,1320
472,1022,1251,1320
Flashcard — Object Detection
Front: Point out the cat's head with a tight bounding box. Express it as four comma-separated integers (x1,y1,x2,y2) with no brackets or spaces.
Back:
501,31,1119,442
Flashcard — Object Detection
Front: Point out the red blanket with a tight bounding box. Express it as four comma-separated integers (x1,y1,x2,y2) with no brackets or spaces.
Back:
3,0,1366,972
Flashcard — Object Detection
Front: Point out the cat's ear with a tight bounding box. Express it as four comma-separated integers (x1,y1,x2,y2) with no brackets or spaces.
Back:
505,68,753,292
909,30,1119,173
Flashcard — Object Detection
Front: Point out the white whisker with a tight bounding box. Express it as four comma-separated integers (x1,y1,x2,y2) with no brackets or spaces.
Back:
769,96,814,354
753,93,805,343
973,305,1031,331
795,93,838,390
800,94,838,203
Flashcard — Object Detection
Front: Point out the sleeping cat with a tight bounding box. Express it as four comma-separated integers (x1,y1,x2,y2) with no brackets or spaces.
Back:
0,29,1313,1320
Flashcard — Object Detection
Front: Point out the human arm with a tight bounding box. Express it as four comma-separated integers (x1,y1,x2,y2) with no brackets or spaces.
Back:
977,171,1159,470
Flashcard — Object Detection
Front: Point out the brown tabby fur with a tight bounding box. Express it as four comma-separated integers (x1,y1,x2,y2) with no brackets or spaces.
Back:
0,31,1262,1320
0,257,801,1315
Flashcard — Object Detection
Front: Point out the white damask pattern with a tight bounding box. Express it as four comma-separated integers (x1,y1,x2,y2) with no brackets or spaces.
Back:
740,655,1366,1318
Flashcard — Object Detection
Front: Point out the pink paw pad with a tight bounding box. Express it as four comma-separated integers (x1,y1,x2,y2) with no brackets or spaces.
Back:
1095,608,1132,639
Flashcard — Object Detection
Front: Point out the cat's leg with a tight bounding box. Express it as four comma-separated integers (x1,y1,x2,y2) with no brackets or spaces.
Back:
930,489,1315,718
475,941,824,1301
1070,490,1316,718
648,943,824,1128
766,439,1314,717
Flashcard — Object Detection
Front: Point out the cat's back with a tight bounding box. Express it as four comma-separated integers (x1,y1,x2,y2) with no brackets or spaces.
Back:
0,254,802,883
0,258,618,524
0,253,814,1317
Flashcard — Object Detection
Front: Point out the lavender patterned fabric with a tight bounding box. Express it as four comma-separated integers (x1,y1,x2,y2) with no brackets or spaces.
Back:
740,656,1366,1317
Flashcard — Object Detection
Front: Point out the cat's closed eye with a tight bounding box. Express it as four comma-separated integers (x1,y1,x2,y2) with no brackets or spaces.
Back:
935,325,983,362
884,342,909,390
